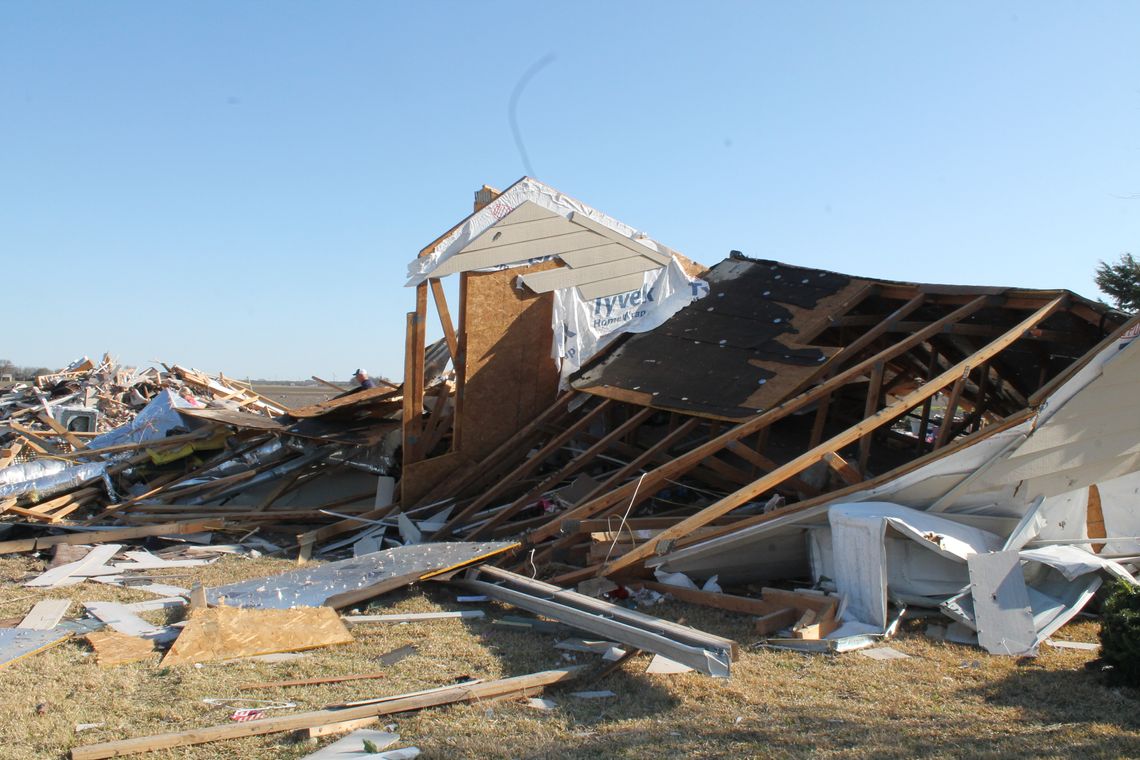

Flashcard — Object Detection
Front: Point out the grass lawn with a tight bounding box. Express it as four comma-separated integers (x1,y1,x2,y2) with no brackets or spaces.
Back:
0,553,1137,759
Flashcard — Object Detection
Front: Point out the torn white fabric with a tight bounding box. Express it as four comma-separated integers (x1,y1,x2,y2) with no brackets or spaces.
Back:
1019,544,1137,585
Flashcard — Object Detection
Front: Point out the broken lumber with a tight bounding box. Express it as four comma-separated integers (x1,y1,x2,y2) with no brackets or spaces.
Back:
70,667,583,759
0,520,225,555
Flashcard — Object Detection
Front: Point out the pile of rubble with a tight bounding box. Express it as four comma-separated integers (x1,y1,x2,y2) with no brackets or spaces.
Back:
4,179,1140,757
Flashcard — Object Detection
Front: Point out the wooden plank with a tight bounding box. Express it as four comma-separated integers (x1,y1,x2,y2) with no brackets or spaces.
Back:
1087,484,1106,554
638,582,782,617
858,360,885,473
0,440,25,469
429,278,459,371
239,672,387,690
755,608,799,635
25,544,122,588
542,295,998,546
528,417,701,545
17,599,71,630
823,452,863,487
518,256,661,293
50,428,219,461
601,296,1065,576
568,212,672,265
430,399,613,539
70,667,582,759
934,370,968,450
343,611,484,624
305,717,379,739
0,519,224,555
466,406,654,540
36,411,87,450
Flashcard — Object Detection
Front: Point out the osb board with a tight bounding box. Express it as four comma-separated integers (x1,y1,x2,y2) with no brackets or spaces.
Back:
401,450,474,507
572,257,869,420
162,606,353,666
459,263,561,462
85,630,155,667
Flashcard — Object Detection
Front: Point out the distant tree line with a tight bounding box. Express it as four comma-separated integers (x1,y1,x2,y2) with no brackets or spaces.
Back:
0,359,55,380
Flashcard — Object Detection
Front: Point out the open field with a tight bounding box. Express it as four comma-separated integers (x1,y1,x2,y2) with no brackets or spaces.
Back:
251,383,346,410
0,553,1137,759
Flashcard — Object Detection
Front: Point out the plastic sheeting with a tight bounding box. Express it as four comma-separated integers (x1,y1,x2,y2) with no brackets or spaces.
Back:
85,389,197,451
552,257,709,383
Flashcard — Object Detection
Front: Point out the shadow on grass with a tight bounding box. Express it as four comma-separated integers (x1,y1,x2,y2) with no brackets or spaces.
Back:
518,701,1140,760
966,664,1140,729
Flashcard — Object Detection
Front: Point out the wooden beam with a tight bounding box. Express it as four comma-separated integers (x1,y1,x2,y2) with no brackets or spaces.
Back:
466,406,654,540
414,391,576,507
431,399,613,538
934,371,968,450
69,668,583,759
547,295,997,546
428,278,459,369
723,440,819,497
858,360,885,474
1087,484,1106,555
823,452,863,487
527,417,702,547
600,296,1065,577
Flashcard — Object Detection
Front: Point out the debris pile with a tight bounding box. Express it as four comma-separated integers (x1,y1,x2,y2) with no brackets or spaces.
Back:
3,179,1140,757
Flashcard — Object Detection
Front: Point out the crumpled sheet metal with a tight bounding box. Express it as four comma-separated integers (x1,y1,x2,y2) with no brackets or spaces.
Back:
207,541,518,609
0,628,71,669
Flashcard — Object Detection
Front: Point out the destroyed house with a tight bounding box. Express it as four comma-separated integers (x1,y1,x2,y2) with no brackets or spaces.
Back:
396,182,1135,599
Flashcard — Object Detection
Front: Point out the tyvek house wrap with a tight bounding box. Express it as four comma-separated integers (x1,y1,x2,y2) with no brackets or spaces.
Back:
552,257,709,384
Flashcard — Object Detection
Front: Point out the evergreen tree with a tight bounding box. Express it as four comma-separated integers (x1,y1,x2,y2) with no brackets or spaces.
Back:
1095,253,1140,312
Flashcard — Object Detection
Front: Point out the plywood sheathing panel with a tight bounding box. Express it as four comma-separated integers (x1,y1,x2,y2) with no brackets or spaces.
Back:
460,264,561,462
85,630,155,667
162,606,354,666
572,258,867,420
400,450,474,507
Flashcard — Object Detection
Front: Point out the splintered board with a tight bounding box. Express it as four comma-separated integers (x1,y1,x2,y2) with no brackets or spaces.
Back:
162,606,353,666
459,265,560,461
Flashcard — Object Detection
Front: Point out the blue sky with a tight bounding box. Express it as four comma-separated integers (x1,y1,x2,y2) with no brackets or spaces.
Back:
2,3,1138,380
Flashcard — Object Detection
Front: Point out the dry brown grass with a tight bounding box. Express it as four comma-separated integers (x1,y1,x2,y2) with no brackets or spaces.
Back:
0,553,1138,759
